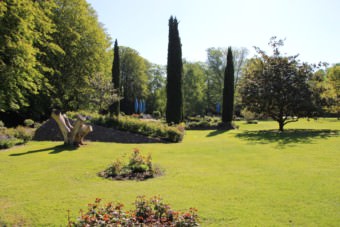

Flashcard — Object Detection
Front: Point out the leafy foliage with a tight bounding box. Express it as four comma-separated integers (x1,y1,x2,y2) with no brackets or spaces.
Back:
185,116,220,129
0,120,4,128
96,115,184,143
110,39,121,116
205,47,248,113
183,61,207,117
324,64,340,118
120,46,148,114
88,72,119,112
0,0,113,123
146,63,166,116
240,37,321,131
240,108,259,124
0,0,61,113
0,125,35,149
23,119,34,127
166,16,183,124
98,148,162,180
68,196,199,226
66,112,184,142
222,47,235,125
50,0,112,111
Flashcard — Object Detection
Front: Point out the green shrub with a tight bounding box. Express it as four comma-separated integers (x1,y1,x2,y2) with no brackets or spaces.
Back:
13,126,34,143
0,138,23,149
33,122,42,129
166,127,184,142
152,111,161,119
91,114,184,143
68,196,199,226
1,126,34,145
23,119,34,127
241,108,258,124
66,112,184,142
0,120,4,128
186,116,221,129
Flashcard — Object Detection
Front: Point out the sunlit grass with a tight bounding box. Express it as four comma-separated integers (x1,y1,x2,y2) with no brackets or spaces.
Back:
0,119,339,226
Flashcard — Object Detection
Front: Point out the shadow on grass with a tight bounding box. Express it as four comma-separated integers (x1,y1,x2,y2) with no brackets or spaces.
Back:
206,124,237,137
236,129,339,147
206,130,229,137
10,144,78,156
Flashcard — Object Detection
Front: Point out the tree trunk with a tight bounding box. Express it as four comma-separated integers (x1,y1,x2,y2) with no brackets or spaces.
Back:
278,120,285,132
51,110,93,146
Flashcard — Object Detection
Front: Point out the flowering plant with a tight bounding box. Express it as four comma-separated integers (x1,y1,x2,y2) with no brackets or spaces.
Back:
98,148,162,181
68,196,199,226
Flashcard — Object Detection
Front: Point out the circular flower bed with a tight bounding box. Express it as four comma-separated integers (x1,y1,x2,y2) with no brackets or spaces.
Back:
98,148,163,181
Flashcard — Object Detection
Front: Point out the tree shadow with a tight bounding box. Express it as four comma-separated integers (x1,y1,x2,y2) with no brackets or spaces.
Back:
235,129,339,148
9,144,78,156
206,129,230,137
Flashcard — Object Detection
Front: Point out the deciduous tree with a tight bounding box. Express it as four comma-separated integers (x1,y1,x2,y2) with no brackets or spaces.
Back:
119,47,148,114
146,63,166,115
51,0,112,111
325,64,340,118
240,37,320,131
183,61,207,116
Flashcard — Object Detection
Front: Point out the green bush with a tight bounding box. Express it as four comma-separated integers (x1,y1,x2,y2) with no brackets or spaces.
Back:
13,126,34,142
166,127,184,142
33,122,42,129
0,138,23,149
90,114,184,143
0,125,35,149
24,119,34,127
0,120,4,128
186,116,221,129
68,196,199,226
152,111,161,119
241,108,259,124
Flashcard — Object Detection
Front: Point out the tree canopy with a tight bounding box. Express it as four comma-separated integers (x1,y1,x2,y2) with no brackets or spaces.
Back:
0,0,113,125
183,61,206,116
240,37,321,131
119,46,148,114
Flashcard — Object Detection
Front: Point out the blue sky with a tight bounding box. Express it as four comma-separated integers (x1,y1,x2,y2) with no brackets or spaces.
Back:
87,0,339,65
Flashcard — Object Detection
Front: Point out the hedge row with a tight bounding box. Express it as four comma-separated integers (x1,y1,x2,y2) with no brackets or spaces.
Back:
67,112,184,143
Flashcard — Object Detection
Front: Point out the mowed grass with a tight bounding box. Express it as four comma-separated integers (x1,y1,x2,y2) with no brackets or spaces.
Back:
0,119,339,226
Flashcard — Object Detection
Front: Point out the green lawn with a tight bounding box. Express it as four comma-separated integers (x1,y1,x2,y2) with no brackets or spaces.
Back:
0,119,339,226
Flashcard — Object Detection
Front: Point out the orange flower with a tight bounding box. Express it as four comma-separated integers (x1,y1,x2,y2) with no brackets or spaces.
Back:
103,214,110,222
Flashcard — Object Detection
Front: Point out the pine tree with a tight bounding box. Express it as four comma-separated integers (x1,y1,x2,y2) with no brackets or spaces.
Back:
110,39,120,116
222,47,235,127
166,16,183,124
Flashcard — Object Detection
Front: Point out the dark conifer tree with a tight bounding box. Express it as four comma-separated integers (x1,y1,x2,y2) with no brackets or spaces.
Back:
222,47,235,126
110,39,120,116
166,16,183,124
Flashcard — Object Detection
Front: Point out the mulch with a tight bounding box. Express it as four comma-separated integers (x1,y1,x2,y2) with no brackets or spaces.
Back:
33,119,164,144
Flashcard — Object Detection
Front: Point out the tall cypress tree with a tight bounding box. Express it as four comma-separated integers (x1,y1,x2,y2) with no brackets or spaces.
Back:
222,47,235,126
111,39,120,116
166,16,183,124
